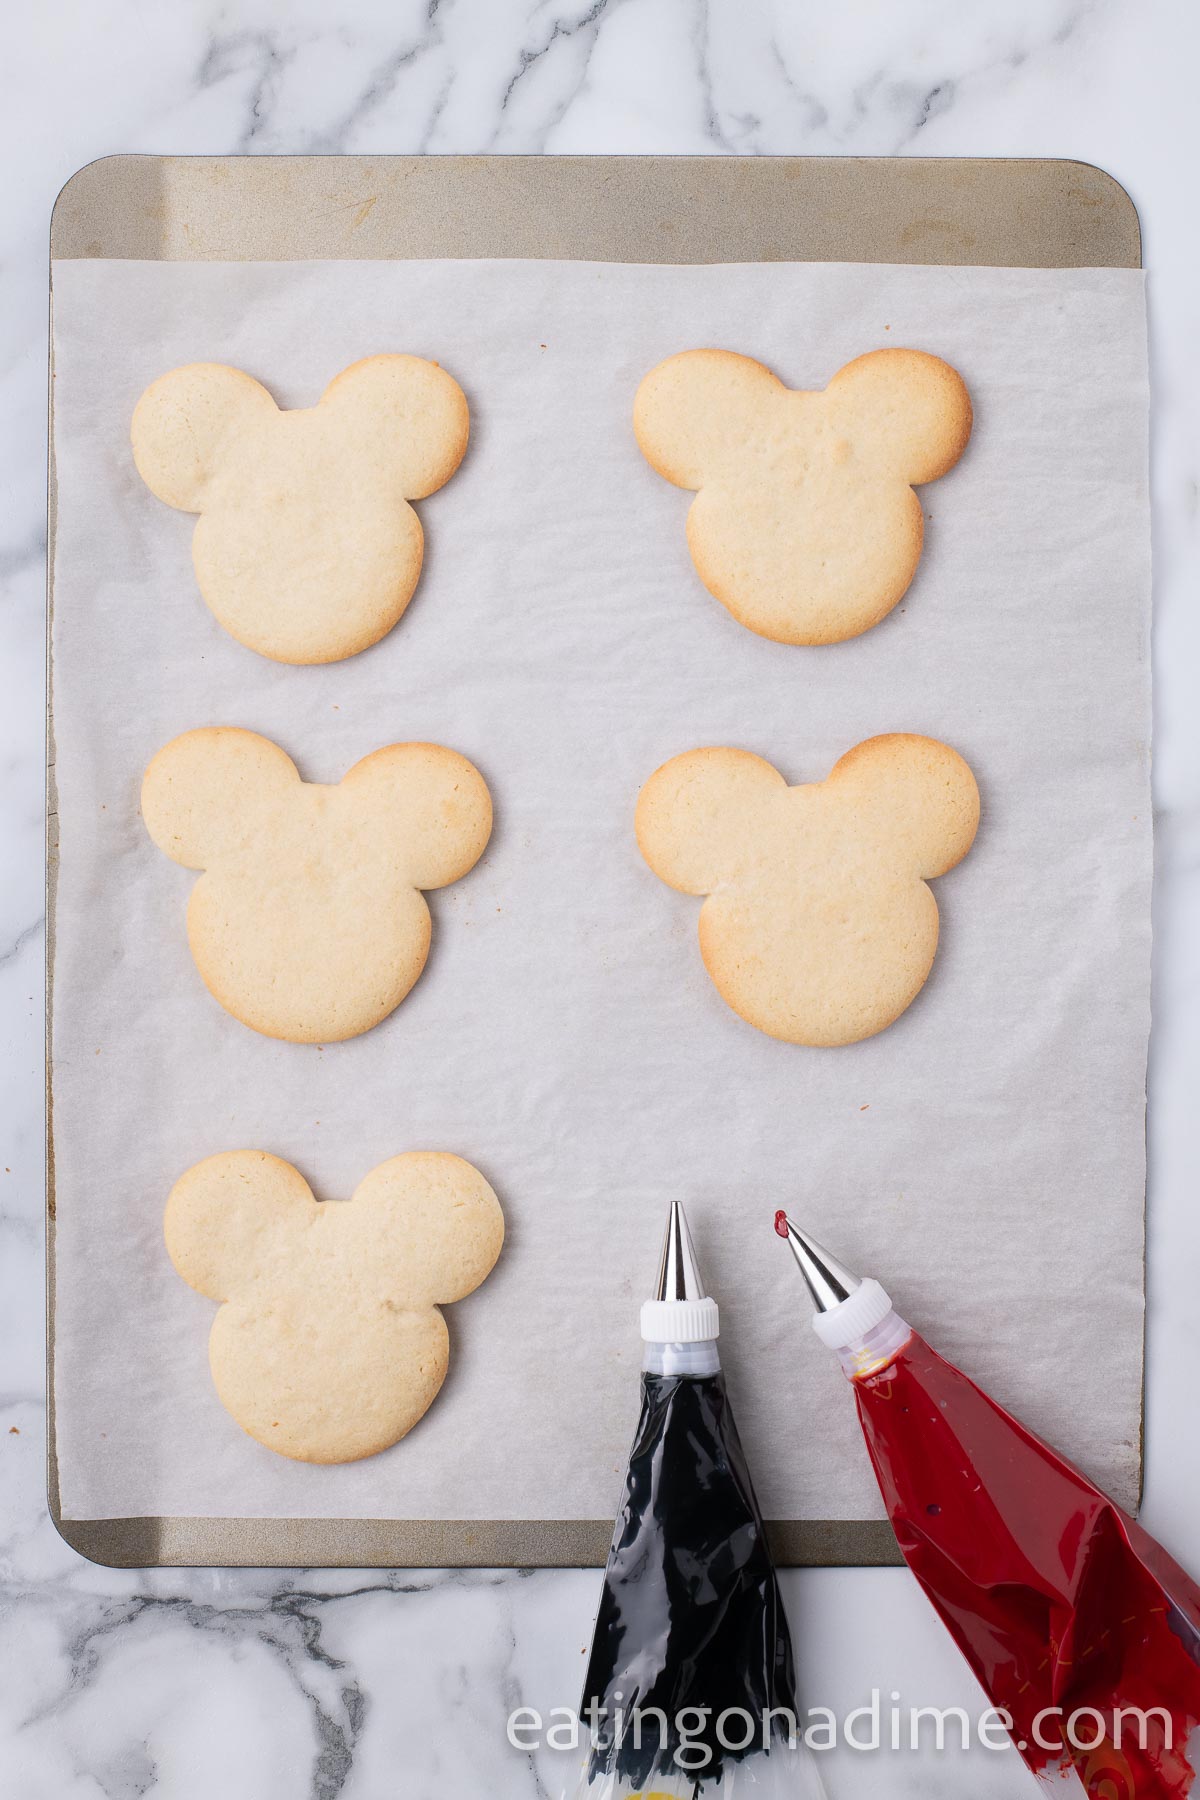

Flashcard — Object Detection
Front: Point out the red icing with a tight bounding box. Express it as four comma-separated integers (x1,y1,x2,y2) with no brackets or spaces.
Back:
852,1332,1200,1796
773,1210,790,1239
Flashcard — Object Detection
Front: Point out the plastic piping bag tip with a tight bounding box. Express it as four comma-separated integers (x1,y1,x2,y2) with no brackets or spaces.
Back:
655,1199,708,1303
776,1216,863,1314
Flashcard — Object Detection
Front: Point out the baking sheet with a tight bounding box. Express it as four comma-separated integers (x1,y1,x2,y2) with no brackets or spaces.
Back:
50,255,1150,1532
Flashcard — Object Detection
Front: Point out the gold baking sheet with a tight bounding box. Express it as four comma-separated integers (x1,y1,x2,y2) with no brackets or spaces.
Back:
47,153,1142,1569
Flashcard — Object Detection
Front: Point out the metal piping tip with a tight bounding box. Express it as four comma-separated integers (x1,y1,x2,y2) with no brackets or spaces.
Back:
655,1200,708,1303
775,1213,863,1314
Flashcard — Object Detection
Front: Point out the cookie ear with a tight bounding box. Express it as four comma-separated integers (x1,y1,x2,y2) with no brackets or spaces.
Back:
142,728,301,870
165,1151,313,1302
343,743,492,889
824,349,972,484
830,734,980,877
320,355,470,499
131,364,278,511
636,747,787,894
634,350,784,489
351,1153,504,1307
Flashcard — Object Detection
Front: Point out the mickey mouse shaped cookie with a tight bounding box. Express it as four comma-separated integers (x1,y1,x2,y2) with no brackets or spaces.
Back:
142,727,492,1042
131,356,469,663
166,1150,504,1463
634,348,972,644
636,735,979,1045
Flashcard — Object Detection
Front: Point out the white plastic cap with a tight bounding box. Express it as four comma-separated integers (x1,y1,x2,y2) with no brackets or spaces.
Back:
640,1296,720,1344
811,1278,893,1350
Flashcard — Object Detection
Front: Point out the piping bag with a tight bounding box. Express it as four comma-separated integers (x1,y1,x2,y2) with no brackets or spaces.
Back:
575,1202,826,1799
776,1212,1200,1798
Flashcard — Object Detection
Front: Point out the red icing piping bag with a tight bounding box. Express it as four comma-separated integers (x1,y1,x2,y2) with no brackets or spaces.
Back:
776,1212,1200,1797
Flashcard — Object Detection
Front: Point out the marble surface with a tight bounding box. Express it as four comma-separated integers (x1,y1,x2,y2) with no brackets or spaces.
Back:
4,1,1199,1794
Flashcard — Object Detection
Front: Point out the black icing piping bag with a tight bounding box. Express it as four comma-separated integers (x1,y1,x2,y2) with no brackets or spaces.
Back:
575,1202,826,1798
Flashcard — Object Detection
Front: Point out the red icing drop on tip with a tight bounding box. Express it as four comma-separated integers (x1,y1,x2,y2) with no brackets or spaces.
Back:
850,1331,1200,1796
773,1211,790,1239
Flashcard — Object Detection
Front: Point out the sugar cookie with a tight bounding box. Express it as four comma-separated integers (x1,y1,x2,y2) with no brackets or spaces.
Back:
633,348,972,644
165,1150,504,1463
131,355,469,663
141,728,492,1042
635,735,979,1045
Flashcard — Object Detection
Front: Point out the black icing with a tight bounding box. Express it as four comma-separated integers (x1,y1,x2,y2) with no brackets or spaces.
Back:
580,1368,797,1791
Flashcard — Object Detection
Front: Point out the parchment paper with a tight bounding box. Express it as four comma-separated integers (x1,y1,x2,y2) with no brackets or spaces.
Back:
50,259,1151,1522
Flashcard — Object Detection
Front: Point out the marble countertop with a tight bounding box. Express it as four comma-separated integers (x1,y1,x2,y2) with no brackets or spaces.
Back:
4,2,1199,1795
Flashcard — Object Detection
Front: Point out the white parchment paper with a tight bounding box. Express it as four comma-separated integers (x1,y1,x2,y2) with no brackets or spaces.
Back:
50,258,1150,1523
